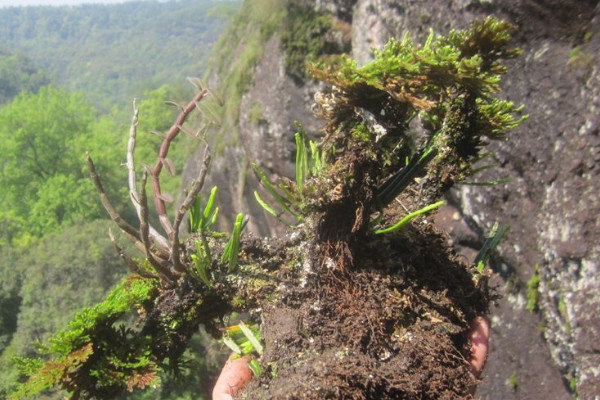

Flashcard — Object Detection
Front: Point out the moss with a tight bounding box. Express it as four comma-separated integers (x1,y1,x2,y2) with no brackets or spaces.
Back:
204,0,287,145
567,46,594,70
526,265,540,312
280,4,348,79
508,372,518,390
350,122,372,142
248,101,265,125
565,372,579,398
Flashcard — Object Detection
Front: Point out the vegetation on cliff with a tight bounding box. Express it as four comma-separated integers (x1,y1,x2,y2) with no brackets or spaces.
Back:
9,17,524,399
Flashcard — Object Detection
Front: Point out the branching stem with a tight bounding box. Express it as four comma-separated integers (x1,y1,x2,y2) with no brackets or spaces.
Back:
171,147,211,273
85,152,143,244
127,99,170,251
151,89,209,238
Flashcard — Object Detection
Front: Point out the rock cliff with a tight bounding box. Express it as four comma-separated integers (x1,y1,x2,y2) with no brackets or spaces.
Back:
183,1,600,398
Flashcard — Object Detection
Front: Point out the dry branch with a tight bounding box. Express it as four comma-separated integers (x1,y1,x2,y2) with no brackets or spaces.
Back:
171,147,212,272
127,99,170,251
139,171,178,282
151,89,210,238
86,152,144,244
108,229,158,279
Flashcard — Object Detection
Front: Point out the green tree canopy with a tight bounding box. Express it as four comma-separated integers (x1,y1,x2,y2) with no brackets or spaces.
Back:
0,46,48,105
0,86,99,241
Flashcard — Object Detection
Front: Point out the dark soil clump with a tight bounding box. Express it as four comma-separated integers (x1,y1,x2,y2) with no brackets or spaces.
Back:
242,222,492,399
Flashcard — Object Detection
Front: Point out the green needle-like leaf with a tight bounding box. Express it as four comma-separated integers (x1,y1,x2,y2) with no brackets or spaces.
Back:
221,213,245,272
239,321,263,355
375,200,446,234
248,359,262,377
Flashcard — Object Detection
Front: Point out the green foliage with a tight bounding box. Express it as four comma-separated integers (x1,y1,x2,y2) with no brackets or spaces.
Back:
253,164,300,226
0,220,131,398
222,322,263,377
189,187,221,286
0,0,237,108
295,126,326,194
0,46,48,104
0,86,99,241
9,276,159,400
567,46,594,70
0,246,21,357
191,239,214,287
254,125,325,226
280,4,347,79
308,17,526,221
526,265,541,313
0,82,195,246
508,372,518,390
221,213,246,272
374,200,446,234
189,186,220,234
474,223,510,273
46,277,157,356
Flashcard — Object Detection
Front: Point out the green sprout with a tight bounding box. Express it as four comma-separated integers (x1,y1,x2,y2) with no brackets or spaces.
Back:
295,125,325,195
190,239,213,287
375,200,446,234
253,163,300,223
189,186,220,233
474,222,510,273
221,213,245,272
222,321,263,377
295,131,309,195
188,186,220,286
254,123,325,226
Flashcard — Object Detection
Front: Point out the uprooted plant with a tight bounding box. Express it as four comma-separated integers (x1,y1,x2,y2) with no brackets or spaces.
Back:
10,17,525,399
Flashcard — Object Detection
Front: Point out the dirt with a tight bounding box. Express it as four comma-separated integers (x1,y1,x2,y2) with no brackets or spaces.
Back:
232,215,492,399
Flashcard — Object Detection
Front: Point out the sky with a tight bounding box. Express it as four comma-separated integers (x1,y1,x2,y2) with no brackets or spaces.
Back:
0,0,156,6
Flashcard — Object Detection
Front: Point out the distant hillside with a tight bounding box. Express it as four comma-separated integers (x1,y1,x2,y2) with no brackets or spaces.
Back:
0,46,48,104
0,0,240,108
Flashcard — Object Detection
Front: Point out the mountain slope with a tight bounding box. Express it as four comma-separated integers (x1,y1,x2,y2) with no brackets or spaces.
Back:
0,0,239,108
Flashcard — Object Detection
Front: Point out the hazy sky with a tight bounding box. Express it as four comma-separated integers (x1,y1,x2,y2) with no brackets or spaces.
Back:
0,0,153,6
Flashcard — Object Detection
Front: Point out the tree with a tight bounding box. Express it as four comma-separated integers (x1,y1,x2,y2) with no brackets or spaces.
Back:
9,18,525,399
0,47,48,104
0,84,191,243
0,86,97,240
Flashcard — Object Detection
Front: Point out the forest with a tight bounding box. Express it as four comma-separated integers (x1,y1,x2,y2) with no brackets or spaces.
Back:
0,0,237,109
0,1,239,399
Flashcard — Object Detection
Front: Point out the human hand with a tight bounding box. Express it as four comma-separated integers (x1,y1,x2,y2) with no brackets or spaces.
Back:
211,317,490,399
468,316,490,378
211,355,253,400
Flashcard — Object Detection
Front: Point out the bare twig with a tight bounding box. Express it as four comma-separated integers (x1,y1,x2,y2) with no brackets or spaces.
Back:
151,89,209,239
140,171,178,282
171,147,211,273
127,99,170,251
86,152,144,244
108,229,158,279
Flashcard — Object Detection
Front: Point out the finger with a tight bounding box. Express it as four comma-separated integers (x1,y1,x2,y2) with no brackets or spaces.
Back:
212,355,254,400
467,316,490,377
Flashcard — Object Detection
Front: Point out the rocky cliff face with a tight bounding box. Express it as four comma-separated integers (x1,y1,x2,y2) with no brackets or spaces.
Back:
184,1,600,398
